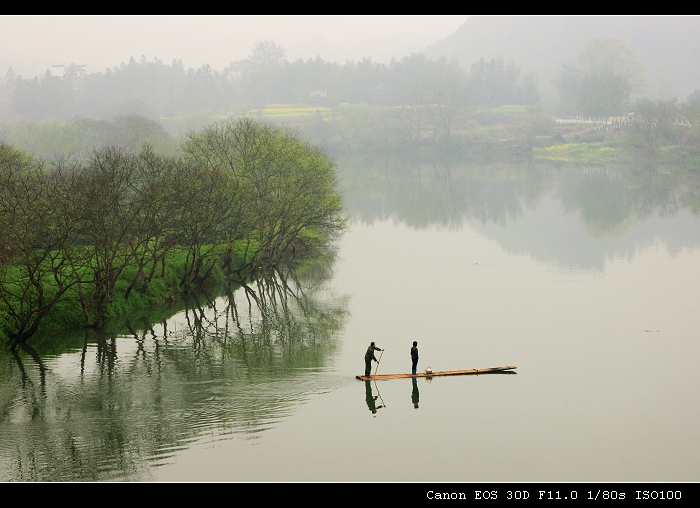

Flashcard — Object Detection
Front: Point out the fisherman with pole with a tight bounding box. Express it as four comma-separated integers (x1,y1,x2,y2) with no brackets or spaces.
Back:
365,341,383,377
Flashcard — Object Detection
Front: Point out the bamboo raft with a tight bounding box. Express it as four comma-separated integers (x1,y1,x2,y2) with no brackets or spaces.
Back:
356,365,517,381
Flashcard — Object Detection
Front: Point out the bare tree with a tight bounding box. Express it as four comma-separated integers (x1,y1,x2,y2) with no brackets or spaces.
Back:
513,106,556,152
67,147,146,328
629,98,679,155
0,147,79,347
248,40,287,68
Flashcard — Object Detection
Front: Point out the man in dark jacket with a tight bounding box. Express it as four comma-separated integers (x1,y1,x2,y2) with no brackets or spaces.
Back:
411,341,419,375
365,342,383,377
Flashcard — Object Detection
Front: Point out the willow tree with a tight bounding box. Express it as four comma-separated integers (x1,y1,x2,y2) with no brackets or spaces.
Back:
181,117,347,278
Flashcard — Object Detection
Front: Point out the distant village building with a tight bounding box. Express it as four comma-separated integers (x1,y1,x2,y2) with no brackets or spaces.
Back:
50,63,87,78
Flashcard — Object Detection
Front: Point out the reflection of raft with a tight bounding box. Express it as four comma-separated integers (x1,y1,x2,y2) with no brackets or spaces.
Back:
356,365,517,381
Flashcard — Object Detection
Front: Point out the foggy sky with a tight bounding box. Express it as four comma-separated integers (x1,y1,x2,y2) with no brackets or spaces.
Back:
0,15,467,79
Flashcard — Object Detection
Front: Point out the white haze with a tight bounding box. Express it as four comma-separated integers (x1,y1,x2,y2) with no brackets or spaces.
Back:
0,15,468,79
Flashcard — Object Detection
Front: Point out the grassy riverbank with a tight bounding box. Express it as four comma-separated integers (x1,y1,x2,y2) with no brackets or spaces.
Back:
227,103,700,169
0,242,233,342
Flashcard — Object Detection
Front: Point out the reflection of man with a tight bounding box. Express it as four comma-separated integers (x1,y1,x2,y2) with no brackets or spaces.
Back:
365,381,383,414
411,377,419,409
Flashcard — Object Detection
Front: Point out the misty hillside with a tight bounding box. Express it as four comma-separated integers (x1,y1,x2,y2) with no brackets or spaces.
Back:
425,16,700,102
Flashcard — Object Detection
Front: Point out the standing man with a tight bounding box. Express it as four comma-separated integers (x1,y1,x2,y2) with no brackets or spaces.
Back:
365,341,383,377
411,341,419,375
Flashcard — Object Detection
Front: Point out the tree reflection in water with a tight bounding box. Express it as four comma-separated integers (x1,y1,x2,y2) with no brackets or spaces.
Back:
0,253,349,481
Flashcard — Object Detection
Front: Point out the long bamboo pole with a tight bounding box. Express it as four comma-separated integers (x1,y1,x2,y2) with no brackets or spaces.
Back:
374,349,384,376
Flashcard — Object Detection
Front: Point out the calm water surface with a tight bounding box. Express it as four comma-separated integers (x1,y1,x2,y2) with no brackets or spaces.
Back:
1,158,699,482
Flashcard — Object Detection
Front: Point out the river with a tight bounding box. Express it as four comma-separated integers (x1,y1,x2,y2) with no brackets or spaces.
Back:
1,156,699,482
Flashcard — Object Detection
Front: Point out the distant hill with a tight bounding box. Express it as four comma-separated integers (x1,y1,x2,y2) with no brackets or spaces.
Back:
424,15,700,103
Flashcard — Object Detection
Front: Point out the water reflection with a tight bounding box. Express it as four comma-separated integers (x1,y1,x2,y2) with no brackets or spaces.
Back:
3,155,700,482
411,378,419,409
364,381,385,415
0,258,349,481
339,156,700,269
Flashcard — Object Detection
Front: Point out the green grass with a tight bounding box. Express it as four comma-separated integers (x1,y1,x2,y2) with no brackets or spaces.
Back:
248,104,334,121
0,242,247,342
0,231,316,345
534,142,619,163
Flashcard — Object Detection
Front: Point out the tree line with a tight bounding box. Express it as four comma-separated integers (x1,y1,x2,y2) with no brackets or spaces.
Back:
0,117,347,349
0,41,539,122
5,36,699,123
3,37,700,158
